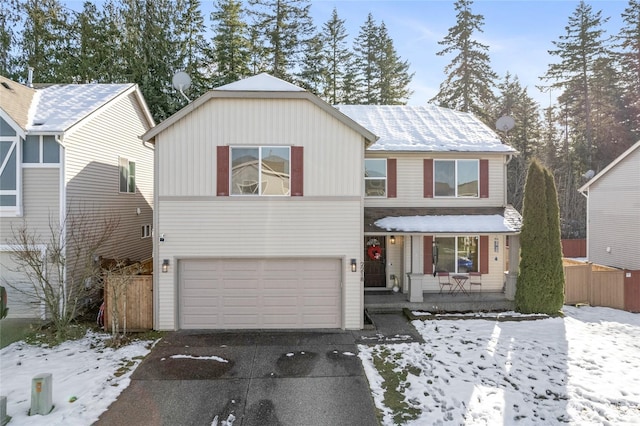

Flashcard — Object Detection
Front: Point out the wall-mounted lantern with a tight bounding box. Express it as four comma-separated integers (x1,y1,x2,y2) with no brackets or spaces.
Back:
162,259,170,273
350,258,357,272
390,235,396,245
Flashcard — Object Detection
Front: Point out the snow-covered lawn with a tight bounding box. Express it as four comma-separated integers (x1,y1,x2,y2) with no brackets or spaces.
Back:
0,331,156,425
1,306,639,425
359,306,640,425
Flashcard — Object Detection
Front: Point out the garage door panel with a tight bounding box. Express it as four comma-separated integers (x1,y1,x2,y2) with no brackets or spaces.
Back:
180,258,341,329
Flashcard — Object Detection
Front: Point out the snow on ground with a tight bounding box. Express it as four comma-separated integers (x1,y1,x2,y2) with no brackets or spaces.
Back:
359,306,640,425
0,331,155,425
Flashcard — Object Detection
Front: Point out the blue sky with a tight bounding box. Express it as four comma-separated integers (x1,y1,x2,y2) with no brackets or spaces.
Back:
307,0,629,108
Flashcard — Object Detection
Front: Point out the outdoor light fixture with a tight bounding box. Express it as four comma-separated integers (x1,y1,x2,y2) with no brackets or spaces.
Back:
350,258,357,272
390,235,396,245
162,259,170,273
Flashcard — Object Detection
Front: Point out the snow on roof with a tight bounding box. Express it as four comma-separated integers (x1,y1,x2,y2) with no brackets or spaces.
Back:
216,73,305,92
335,105,516,153
27,83,133,132
375,214,518,233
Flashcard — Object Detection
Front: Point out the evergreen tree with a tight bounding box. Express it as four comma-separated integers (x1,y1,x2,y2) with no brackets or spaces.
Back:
296,33,325,95
377,22,413,105
209,0,251,87
431,0,497,123
495,73,542,212
617,0,640,141
542,0,611,172
174,0,210,100
353,14,381,104
319,8,352,104
15,0,73,83
516,159,563,315
0,0,21,78
247,0,314,79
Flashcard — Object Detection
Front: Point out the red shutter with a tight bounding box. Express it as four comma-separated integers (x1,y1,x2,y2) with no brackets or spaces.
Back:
480,235,489,274
423,159,433,198
480,159,489,198
387,158,397,198
216,146,229,196
291,146,303,196
424,236,433,274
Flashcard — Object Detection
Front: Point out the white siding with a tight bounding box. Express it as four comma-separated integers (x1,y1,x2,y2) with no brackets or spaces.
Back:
157,98,364,197
0,168,60,243
364,153,507,208
587,147,640,269
64,91,153,261
155,198,362,330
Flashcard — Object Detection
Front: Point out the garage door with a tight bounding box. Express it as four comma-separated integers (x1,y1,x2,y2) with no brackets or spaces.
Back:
179,258,341,329
0,251,42,318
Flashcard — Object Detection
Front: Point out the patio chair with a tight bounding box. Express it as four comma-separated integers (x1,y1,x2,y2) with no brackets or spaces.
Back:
469,272,482,291
437,271,452,294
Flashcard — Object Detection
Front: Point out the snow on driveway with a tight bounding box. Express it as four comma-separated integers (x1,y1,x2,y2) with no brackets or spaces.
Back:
358,306,640,425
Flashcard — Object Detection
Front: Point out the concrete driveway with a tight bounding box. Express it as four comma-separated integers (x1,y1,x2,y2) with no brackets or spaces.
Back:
95,329,381,426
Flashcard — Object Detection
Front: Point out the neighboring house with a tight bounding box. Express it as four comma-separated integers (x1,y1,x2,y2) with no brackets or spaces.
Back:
143,73,521,331
0,76,155,318
578,140,640,270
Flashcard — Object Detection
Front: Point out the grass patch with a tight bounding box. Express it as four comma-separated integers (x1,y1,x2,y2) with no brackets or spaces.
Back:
372,348,422,424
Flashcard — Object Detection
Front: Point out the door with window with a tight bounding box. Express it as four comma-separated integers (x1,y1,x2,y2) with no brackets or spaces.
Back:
364,236,386,287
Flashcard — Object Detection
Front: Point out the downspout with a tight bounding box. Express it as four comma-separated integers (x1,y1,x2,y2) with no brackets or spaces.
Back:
56,134,67,320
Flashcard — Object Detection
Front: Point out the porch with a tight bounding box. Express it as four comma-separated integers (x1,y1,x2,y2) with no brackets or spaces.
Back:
364,290,515,314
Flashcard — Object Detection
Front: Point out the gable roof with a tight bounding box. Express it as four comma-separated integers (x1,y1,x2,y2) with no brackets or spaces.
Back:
143,73,377,144
0,75,37,131
578,139,640,194
0,77,154,135
335,105,516,153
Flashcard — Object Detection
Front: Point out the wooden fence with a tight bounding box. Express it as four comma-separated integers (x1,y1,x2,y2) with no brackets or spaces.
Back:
561,239,586,258
563,259,625,310
103,274,153,332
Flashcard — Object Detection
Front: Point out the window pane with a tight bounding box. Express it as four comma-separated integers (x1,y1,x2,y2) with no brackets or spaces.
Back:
0,194,16,206
365,179,386,196
43,136,60,163
261,147,290,195
434,237,455,273
434,160,455,196
457,236,478,272
231,148,259,195
128,161,136,193
457,160,478,197
365,159,386,177
0,118,16,136
119,157,128,192
0,143,16,190
23,136,39,163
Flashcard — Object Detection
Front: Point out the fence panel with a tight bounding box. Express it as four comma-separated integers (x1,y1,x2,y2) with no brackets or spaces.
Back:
563,263,591,304
561,239,586,258
624,270,640,313
591,270,625,310
104,275,153,331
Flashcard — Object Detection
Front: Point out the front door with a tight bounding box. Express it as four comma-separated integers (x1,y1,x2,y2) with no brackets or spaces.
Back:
364,236,386,287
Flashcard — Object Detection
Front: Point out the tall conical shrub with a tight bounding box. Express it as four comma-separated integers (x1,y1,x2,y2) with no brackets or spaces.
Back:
515,159,564,314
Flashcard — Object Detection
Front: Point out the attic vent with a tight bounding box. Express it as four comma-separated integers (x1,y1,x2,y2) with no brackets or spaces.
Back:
1,82,10,90
32,121,45,126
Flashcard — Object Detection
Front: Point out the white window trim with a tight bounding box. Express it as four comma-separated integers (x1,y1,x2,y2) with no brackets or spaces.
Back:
118,156,136,194
364,158,387,198
229,146,291,196
434,159,479,198
0,136,22,217
141,224,151,239
434,235,480,274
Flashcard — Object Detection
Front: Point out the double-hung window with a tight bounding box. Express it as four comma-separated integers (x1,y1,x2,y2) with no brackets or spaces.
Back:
434,159,479,197
119,157,136,193
434,236,479,273
230,146,290,196
364,159,386,197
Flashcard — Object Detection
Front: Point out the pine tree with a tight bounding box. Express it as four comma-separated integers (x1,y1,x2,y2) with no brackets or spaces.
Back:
353,13,381,104
209,0,251,87
377,23,413,105
174,0,210,100
617,0,640,141
319,8,352,104
0,0,21,78
15,0,73,83
542,0,611,173
431,0,497,123
296,33,325,95
247,0,314,79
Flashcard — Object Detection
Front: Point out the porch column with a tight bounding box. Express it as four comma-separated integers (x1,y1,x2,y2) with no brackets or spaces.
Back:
407,235,424,302
505,235,519,300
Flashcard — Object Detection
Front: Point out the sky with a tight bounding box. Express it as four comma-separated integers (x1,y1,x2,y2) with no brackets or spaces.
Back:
2,305,639,424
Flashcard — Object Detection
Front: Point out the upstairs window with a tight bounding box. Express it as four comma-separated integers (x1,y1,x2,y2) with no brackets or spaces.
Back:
0,139,17,208
365,159,386,197
230,146,290,196
434,159,479,197
23,135,60,164
119,157,136,193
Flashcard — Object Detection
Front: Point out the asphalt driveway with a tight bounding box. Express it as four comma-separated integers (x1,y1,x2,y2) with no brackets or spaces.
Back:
95,312,423,426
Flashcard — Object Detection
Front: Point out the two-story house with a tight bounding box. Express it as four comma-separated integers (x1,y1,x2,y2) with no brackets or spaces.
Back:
143,73,521,331
0,76,154,318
